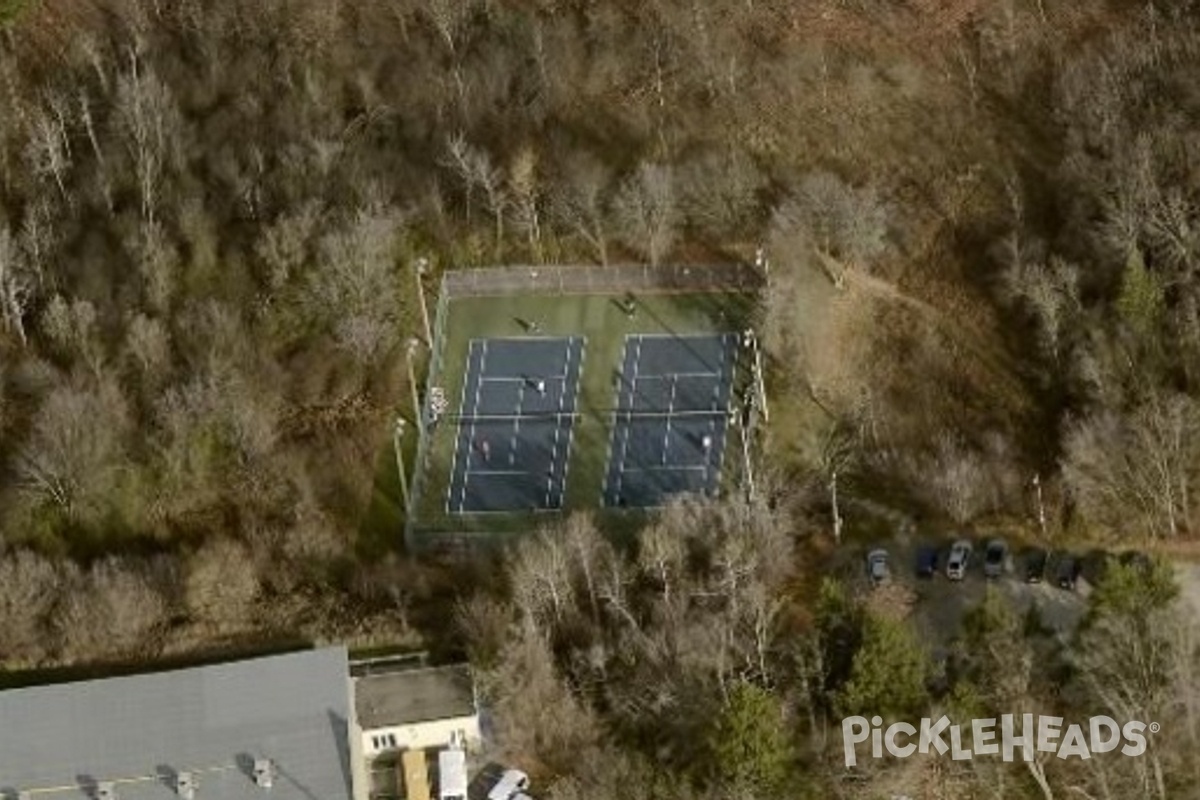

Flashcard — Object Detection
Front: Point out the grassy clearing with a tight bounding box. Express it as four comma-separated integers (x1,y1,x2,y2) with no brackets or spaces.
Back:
0,0,29,25
404,288,756,546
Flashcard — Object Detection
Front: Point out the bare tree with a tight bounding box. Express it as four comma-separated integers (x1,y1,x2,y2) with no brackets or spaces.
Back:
0,550,60,663
114,51,181,223
510,526,573,628
16,378,131,518
674,148,763,238
612,161,678,266
256,202,321,292
24,105,72,198
1064,392,1200,539
551,152,613,265
772,171,888,269
0,223,28,345
311,205,404,364
482,625,601,771
508,144,543,260
445,133,507,252
1000,252,1081,364
638,517,686,606
184,538,259,628
134,218,179,313
55,557,170,661
125,312,171,378
41,295,105,378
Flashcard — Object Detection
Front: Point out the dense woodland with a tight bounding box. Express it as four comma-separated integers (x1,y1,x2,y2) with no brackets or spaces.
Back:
1,0,1200,796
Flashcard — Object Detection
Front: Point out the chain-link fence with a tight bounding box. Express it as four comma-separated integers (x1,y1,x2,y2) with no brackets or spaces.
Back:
404,262,764,552
404,283,450,549
441,262,763,298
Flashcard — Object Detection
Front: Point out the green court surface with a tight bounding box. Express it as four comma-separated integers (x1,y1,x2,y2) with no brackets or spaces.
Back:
407,289,756,546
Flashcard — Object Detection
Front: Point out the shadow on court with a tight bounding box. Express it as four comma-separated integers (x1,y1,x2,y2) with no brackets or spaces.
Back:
447,337,584,513
603,333,738,508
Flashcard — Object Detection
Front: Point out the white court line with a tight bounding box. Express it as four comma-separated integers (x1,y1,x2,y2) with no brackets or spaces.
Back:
560,336,585,508
601,336,629,505
630,333,731,340
509,381,526,467
457,340,491,513
624,370,723,380
545,337,577,507
704,335,727,487
613,335,644,502
711,333,739,491
660,375,677,465
620,465,710,474
444,340,477,515
630,370,722,380
477,375,571,384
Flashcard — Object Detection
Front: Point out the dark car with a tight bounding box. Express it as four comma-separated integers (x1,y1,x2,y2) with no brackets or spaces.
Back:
1056,554,1083,590
1023,547,1048,583
983,539,1009,579
916,546,938,578
1119,550,1153,573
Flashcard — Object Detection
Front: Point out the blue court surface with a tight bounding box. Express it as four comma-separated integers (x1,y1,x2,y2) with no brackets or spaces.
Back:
603,333,738,507
447,337,585,513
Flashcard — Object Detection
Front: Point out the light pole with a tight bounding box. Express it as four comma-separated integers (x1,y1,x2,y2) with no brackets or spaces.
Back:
406,337,422,427
414,257,433,344
831,469,843,544
393,417,411,516
1032,473,1047,540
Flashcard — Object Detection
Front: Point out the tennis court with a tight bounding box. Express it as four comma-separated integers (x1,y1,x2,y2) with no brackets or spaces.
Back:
603,333,738,508
446,337,585,513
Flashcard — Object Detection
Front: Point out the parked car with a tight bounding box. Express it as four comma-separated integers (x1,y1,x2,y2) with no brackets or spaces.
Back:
1056,554,1082,590
947,540,973,581
1119,550,1152,573
1022,547,1048,583
983,539,1009,579
488,770,531,800
1082,548,1113,586
915,546,938,578
867,549,890,586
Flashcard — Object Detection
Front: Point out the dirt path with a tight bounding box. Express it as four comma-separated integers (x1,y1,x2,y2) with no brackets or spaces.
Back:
818,251,1028,405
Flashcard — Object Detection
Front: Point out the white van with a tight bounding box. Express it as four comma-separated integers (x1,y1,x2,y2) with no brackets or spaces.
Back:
438,748,467,800
486,769,530,800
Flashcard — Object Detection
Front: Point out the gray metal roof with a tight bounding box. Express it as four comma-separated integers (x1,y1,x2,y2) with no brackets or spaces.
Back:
0,647,354,800
353,664,475,730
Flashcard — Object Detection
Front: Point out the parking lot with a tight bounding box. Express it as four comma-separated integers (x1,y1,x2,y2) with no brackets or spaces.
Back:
846,534,1093,657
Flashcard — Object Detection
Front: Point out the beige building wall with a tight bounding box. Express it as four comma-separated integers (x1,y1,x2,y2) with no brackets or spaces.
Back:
361,714,481,756
347,676,370,800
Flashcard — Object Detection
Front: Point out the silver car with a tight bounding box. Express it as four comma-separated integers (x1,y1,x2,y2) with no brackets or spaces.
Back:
947,539,973,581
867,549,890,586
488,770,530,800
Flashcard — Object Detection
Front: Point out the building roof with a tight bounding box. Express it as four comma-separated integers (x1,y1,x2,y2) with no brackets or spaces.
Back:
0,646,353,800
353,664,476,730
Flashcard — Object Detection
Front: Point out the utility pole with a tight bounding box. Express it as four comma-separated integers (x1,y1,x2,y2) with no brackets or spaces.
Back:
742,422,756,501
406,337,422,426
831,469,843,544
753,336,769,424
1032,473,1047,540
393,417,410,516
743,328,769,424
414,257,433,344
